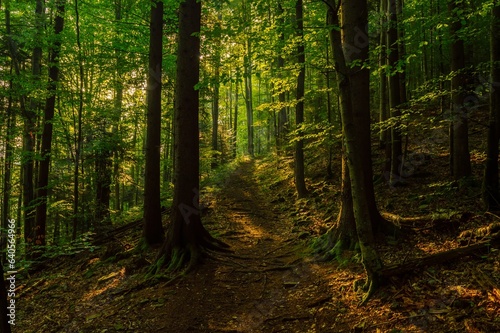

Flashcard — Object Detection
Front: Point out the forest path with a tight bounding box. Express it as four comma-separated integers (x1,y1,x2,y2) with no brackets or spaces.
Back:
17,158,354,333
147,158,339,332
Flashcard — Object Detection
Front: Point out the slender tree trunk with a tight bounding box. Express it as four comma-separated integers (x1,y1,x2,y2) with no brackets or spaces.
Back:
35,0,65,249
379,0,389,151
448,0,471,179
277,3,288,153
95,139,112,232
73,0,84,240
294,0,307,198
143,0,165,246
233,75,239,158
396,0,407,107
212,62,220,168
112,0,124,214
326,38,334,178
2,88,15,254
484,0,500,210
387,0,403,185
156,0,229,273
244,39,254,157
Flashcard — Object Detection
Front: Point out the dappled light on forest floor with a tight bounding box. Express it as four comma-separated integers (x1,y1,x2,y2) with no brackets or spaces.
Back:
81,267,126,301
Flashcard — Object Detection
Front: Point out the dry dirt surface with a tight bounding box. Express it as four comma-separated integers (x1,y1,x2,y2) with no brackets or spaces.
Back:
16,158,500,333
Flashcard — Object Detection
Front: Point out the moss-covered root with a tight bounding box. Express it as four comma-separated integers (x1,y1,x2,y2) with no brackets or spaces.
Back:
312,228,357,262
359,273,379,305
356,243,383,305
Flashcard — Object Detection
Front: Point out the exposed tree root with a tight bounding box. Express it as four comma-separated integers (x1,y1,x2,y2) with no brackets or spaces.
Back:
151,225,232,277
313,225,357,262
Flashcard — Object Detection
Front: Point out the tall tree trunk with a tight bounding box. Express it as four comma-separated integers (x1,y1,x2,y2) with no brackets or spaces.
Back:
387,0,403,185
156,0,228,273
327,0,383,303
112,0,124,214
448,0,471,179
379,0,391,179
211,11,222,168
276,3,288,153
233,74,239,158
35,0,65,250
244,39,254,157
143,0,165,246
2,87,15,254
95,139,112,233
326,37,334,178
294,0,307,198
396,0,407,107
212,61,220,168
73,0,84,240
5,0,39,250
483,0,500,211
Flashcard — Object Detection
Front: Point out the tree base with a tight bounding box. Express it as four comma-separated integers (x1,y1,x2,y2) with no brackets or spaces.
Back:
151,224,231,276
313,225,357,262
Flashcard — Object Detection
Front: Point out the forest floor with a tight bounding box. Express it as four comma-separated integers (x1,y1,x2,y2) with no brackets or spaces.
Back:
15,155,500,332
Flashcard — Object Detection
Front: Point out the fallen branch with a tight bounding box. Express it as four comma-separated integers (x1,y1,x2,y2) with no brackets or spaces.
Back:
380,233,500,278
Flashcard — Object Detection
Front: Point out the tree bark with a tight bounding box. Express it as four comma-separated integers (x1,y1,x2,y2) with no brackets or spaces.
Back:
448,0,471,179
276,3,288,153
315,149,356,260
2,88,15,253
143,0,165,246
294,0,308,198
327,0,383,303
156,0,228,273
35,0,65,249
244,39,254,157
483,0,500,210
73,0,84,240
233,73,239,158
387,0,403,185
379,0,389,151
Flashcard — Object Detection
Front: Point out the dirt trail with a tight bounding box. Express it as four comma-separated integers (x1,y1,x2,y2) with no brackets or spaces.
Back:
145,159,335,332
17,159,353,333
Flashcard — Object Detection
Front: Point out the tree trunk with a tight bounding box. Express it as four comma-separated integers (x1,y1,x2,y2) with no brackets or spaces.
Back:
484,0,500,211
277,3,288,153
327,0,383,303
244,39,254,157
212,61,220,168
35,0,65,250
294,0,308,198
315,149,356,260
156,0,228,273
2,91,15,253
5,0,39,250
379,0,389,150
448,0,471,179
73,0,84,240
233,74,239,158
95,135,112,233
112,0,124,214
387,0,403,185
143,0,165,246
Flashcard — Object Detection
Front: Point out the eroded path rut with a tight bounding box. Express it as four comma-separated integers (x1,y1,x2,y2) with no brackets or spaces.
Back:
148,159,335,333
